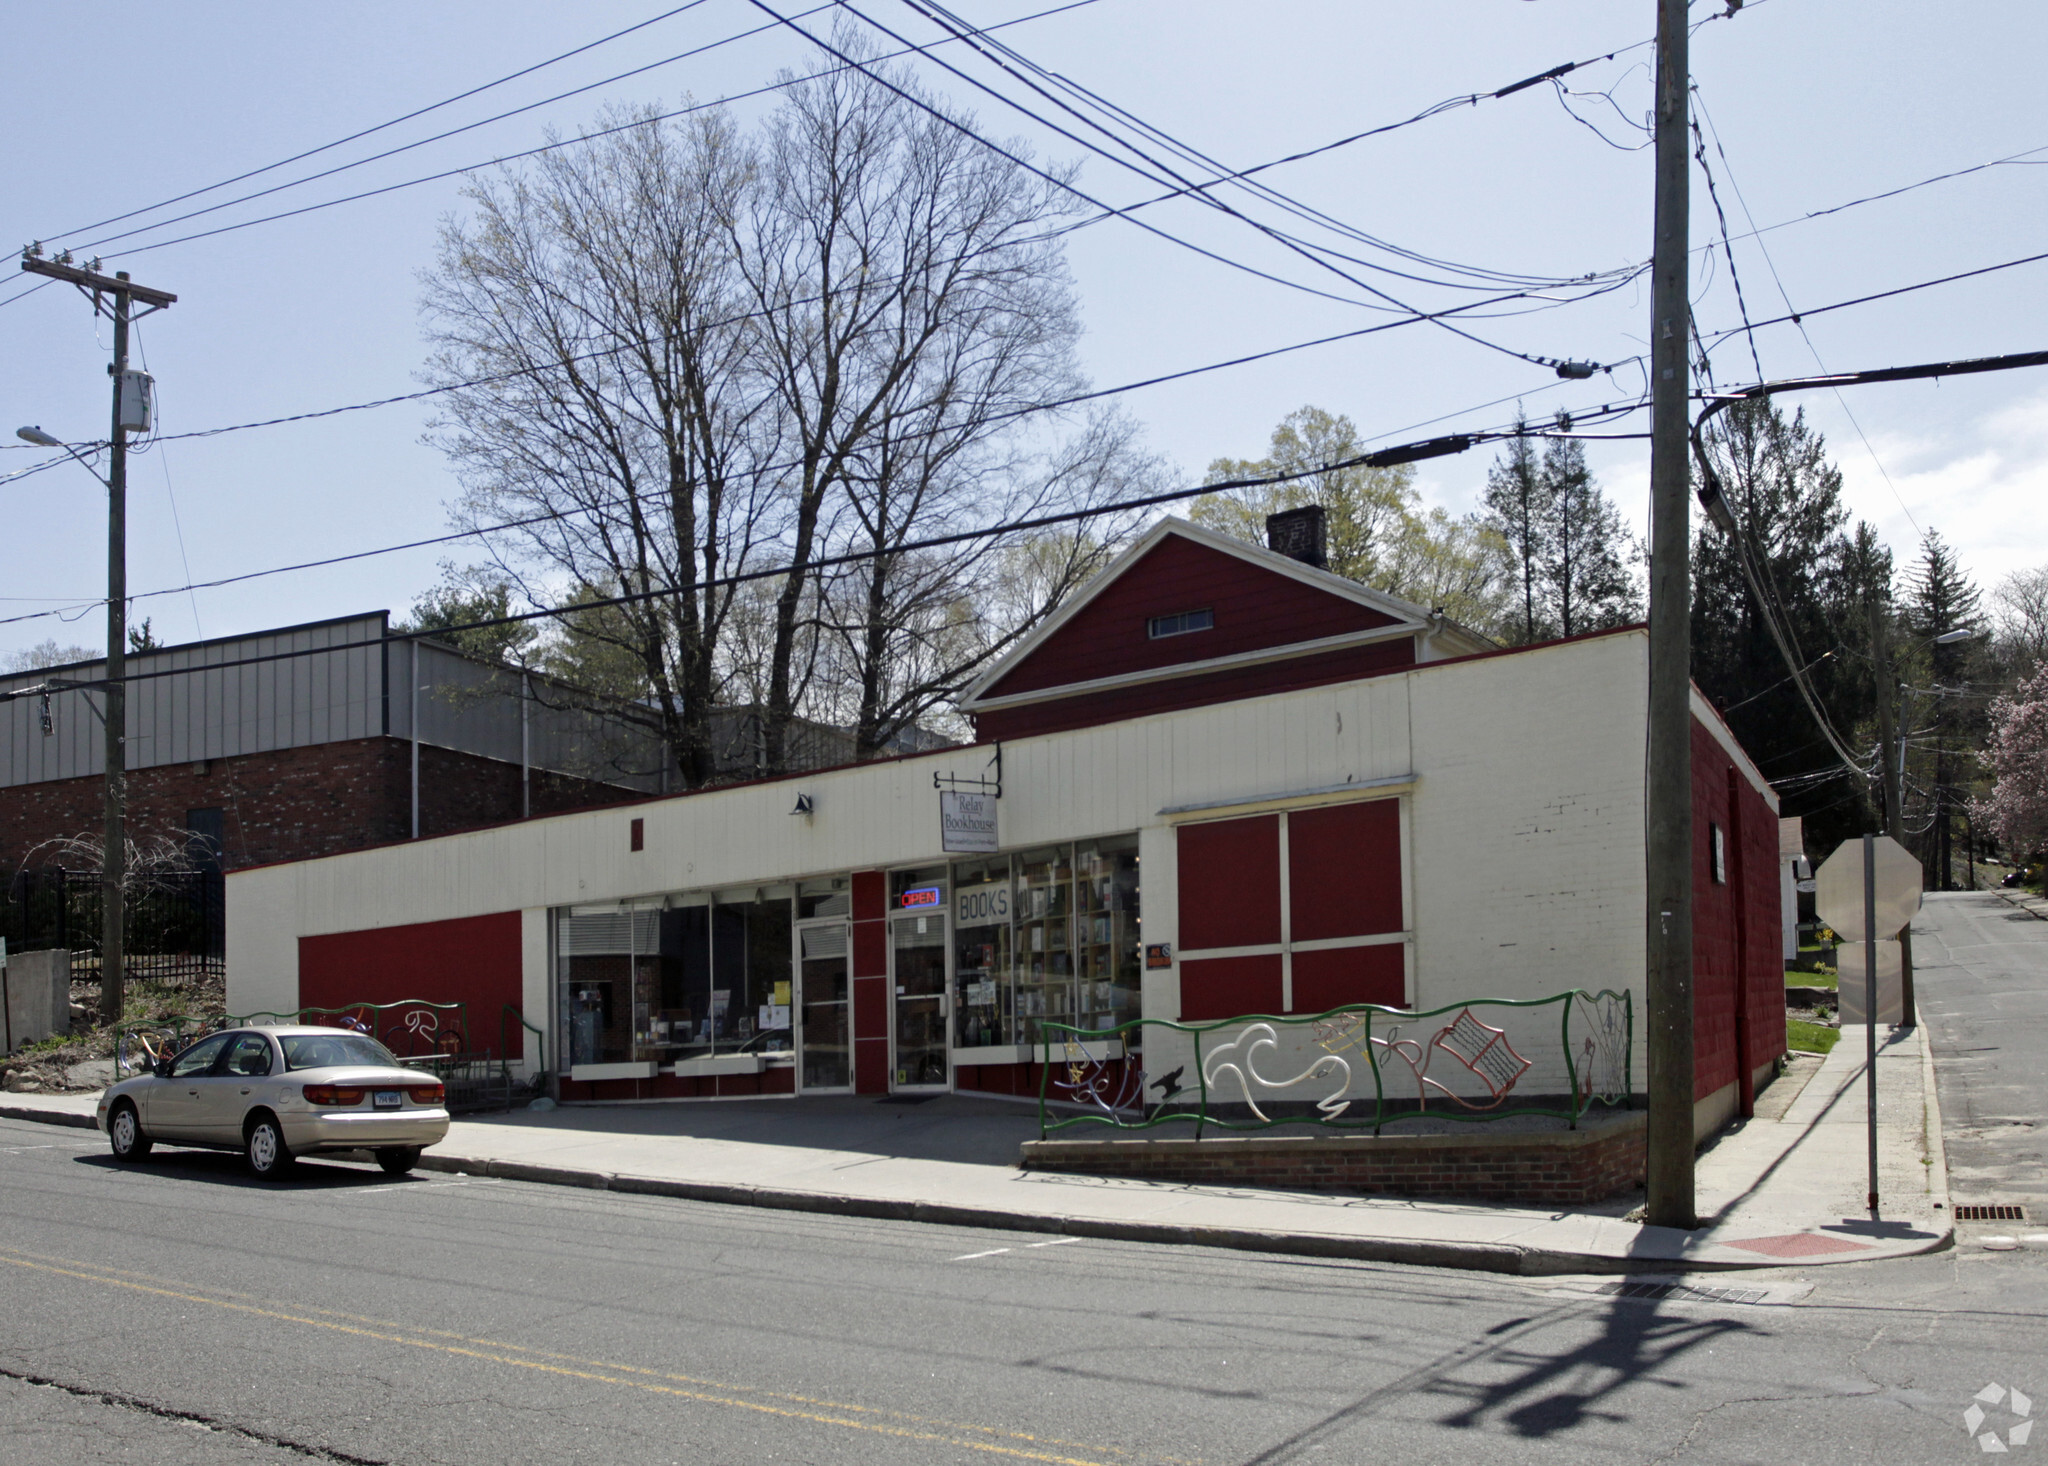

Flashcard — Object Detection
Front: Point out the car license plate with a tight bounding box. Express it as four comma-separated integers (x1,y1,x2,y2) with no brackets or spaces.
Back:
373,1090,403,1109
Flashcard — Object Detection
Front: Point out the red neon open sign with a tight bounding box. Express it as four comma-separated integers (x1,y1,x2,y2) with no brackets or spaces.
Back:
898,885,942,910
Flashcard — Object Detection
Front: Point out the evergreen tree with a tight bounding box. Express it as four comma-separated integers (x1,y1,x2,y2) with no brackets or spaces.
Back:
1905,529,1986,887
1482,417,1549,644
1540,434,1641,637
1690,398,1889,852
1479,417,1639,644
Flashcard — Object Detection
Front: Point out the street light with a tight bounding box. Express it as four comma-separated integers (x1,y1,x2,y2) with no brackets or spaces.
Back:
15,426,109,485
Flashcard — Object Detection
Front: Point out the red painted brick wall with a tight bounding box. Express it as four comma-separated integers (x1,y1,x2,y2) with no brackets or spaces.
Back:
1,735,639,872
1690,717,1786,1107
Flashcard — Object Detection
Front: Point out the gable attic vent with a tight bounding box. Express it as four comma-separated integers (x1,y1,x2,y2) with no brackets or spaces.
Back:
1265,506,1327,569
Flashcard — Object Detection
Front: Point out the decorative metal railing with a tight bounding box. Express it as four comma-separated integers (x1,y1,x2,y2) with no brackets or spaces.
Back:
1035,990,1633,1138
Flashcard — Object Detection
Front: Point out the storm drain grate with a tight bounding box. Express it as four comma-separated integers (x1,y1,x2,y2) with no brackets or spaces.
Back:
1596,1280,1770,1306
1953,1204,2028,1222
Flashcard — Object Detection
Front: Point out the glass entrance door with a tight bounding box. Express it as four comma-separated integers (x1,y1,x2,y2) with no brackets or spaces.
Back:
892,916,950,1089
796,922,851,1092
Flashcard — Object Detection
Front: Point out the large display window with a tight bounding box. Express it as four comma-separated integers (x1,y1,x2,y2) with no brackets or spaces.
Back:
947,834,1141,1054
557,889,795,1070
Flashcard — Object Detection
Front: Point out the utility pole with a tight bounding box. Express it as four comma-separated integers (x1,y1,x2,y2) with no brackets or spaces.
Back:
17,254,176,1026
1644,0,1696,1230
1869,601,1916,1026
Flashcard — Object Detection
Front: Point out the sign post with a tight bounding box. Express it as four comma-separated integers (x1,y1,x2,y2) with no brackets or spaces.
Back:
1813,834,1924,1217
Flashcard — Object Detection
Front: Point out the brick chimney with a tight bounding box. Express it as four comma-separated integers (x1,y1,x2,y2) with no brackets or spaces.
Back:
1265,506,1327,569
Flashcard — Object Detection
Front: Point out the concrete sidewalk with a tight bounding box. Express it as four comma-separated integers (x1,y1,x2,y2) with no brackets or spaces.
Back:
2,1025,1949,1277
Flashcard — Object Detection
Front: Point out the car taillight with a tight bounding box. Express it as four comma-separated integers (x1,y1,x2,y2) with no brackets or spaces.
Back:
303,1085,366,1107
408,1083,445,1106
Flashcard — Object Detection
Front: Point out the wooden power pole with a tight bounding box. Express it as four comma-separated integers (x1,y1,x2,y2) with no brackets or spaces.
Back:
1644,0,1697,1230
17,255,176,1026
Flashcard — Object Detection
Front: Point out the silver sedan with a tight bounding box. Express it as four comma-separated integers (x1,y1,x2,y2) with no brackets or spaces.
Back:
96,1025,452,1178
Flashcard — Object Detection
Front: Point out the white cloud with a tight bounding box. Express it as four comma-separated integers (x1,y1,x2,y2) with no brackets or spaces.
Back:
1837,387,2048,587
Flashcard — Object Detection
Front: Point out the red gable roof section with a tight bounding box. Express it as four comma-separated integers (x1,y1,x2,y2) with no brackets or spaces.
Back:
966,521,1437,741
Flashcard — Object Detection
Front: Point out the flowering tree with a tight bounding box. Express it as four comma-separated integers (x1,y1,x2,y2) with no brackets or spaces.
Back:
1975,661,2048,858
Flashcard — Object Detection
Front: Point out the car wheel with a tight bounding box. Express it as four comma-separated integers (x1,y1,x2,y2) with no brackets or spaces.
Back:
244,1113,294,1178
376,1147,422,1176
108,1101,152,1162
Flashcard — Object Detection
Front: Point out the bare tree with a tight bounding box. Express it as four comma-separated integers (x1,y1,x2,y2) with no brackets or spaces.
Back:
420,29,1141,780
733,32,1098,767
422,105,775,788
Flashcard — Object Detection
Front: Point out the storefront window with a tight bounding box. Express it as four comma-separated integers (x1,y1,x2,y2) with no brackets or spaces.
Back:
952,854,1013,1048
557,909,660,1069
947,839,1140,1051
1076,836,1142,1033
558,893,793,1068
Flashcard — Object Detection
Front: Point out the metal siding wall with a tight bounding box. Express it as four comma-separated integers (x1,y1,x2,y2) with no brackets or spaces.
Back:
0,614,389,786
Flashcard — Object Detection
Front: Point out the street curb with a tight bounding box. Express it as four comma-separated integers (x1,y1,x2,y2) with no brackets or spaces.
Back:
1920,1019,1954,1245
0,1102,1949,1275
0,1103,96,1130
407,1148,1864,1277
1995,889,2048,921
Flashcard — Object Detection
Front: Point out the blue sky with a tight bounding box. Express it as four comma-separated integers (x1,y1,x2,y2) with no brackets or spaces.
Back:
4,0,2045,662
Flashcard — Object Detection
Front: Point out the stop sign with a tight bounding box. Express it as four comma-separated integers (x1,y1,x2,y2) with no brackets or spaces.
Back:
1814,836,1923,942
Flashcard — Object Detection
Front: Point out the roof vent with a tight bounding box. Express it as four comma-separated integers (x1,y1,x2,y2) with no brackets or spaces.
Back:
1265,506,1327,569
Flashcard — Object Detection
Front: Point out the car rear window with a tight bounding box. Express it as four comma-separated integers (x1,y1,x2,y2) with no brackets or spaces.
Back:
280,1034,401,1071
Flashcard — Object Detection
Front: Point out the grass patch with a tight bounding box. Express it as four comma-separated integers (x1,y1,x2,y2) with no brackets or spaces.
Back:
1788,969,1839,990
1786,1018,1839,1055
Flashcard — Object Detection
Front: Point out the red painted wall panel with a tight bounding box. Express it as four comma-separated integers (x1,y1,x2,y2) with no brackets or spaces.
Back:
1689,716,1785,1109
850,869,889,1093
984,534,1402,700
1178,816,1281,951
298,911,525,1057
975,639,1416,742
1289,800,1403,941
1290,944,1406,1013
1180,954,1283,1021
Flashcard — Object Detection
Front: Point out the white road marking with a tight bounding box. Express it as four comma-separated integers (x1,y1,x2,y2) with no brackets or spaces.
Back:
1026,1237,1081,1248
952,1248,1012,1261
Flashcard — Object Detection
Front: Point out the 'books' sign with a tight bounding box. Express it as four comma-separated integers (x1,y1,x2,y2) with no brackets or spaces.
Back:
940,791,998,853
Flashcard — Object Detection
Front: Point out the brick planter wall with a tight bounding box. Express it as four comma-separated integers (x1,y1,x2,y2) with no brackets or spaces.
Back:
1020,1111,1646,1205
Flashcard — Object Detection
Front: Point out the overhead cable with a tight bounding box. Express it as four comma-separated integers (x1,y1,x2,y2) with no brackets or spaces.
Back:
39,1,720,245
0,419,1548,695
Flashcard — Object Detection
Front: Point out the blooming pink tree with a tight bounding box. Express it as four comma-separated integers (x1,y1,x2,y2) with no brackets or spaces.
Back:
1975,662,2048,858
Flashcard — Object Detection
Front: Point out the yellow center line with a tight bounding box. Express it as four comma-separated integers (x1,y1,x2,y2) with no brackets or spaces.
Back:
0,1246,1163,1466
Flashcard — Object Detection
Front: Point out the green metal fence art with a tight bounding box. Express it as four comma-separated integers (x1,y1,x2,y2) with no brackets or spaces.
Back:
1035,990,1633,1138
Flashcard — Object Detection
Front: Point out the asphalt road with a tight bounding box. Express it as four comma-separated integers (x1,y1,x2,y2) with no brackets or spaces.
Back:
3,1107,2047,1466
1914,890,2048,1218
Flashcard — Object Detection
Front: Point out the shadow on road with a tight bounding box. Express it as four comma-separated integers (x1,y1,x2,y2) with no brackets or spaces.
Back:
71,1149,429,1193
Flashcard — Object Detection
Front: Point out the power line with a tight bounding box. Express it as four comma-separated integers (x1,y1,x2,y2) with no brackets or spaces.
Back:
0,422,1537,697
63,1,838,259
47,0,1097,265
897,0,1651,293
40,2,719,246
825,0,1603,371
1692,88,1922,537
0,316,1656,630
1699,247,2048,350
